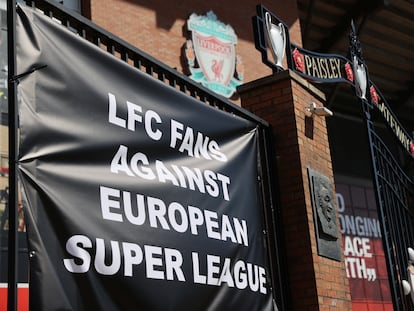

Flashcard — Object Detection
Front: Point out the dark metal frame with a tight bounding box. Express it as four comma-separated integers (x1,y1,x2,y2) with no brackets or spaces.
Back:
7,0,18,310
349,22,414,311
363,101,414,310
6,0,288,310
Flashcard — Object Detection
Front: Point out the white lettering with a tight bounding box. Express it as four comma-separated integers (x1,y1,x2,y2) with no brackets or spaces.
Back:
99,185,247,246
63,235,92,273
63,235,185,280
191,253,267,294
170,119,227,162
100,186,123,222
110,147,231,201
108,93,126,128
122,242,143,277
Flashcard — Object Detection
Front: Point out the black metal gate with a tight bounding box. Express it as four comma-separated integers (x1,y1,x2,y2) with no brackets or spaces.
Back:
365,111,414,310
316,15,414,309
5,0,287,310
350,22,414,309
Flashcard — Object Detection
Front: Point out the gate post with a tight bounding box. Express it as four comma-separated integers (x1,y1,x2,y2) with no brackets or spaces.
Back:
239,70,352,310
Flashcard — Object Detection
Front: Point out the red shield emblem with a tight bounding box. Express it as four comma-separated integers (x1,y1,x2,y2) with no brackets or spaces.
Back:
192,32,235,86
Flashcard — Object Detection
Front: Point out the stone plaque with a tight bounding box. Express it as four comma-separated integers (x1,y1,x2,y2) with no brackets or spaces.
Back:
308,168,341,261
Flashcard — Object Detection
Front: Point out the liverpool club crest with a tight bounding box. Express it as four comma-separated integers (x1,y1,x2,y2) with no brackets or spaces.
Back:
185,11,244,98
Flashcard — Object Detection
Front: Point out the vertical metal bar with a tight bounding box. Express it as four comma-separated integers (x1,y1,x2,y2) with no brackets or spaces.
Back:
258,127,287,310
259,125,289,310
7,0,18,310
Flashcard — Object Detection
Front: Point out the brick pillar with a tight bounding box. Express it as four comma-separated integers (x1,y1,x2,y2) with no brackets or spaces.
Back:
238,70,352,311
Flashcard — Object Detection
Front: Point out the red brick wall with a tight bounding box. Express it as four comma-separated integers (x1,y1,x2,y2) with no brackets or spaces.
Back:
85,0,303,97
239,71,352,310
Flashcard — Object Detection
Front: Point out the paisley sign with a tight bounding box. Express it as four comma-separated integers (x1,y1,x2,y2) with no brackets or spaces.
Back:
253,4,414,160
185,11,243,98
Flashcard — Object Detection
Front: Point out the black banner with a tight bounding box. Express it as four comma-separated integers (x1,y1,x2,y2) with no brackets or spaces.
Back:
16,5,274,310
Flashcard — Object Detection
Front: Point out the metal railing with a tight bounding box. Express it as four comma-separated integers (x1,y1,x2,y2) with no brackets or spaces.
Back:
22,0,266,125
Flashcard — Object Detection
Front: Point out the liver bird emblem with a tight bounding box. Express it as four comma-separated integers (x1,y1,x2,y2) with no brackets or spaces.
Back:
211,59,224,82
